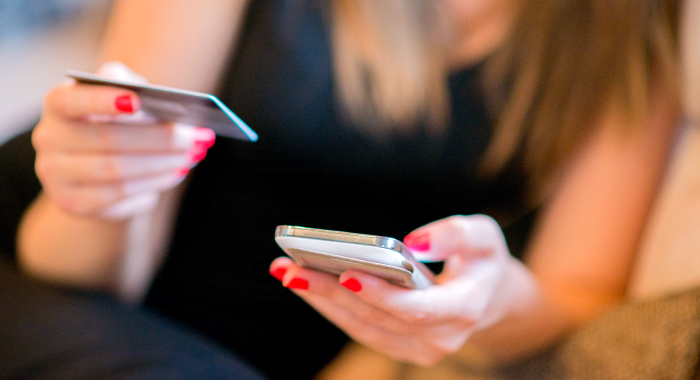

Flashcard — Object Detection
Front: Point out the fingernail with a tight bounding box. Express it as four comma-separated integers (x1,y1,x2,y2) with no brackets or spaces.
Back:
404,232,431,252
115,94,134,113
285,278,308,290
194,127,216,148
341,278,362,292
270,267,286,281
176,167,190,177
188,146,208,163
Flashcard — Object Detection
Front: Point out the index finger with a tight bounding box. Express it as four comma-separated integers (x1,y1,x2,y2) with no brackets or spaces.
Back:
338,268,497,325
45,81,141,119
32,121,212,153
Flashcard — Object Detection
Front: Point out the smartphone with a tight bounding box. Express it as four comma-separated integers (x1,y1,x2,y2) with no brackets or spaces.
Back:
275,225,434,289
66,70,258,142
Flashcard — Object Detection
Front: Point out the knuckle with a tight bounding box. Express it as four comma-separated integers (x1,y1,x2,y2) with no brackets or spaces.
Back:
463,308,485,323
370,311,400,329
353,305,384,323
45,86,69,116
98,158,122,181
471,214,500,231
34,156,49,182
445,215,473,235
352,307,412,335
352,324,385,346
444,214,466,227
400,303,434,324
434,338,463,356
413,351,443,367
95,125,118,149
111,181,129,200
403,309,431,324
31,123,52,151
49,187,103,217
52,190,79,214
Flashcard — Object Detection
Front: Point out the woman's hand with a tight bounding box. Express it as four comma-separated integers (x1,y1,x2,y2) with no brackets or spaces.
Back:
33,62,215,219
270,215,525,366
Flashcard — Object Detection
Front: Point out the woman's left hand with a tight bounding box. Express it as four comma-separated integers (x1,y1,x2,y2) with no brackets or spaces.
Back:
269,215,522,366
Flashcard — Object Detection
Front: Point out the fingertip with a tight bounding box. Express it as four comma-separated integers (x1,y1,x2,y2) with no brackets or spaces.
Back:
270,266,287,281
340,277,362,292
338,271,379,290
115,94,139,113
171,123,212,151
47,84,141,118
284,277,309,290
176,167,190,178
188,145,208,163
269,257,294,281
404,231,431,252
193,127,216,148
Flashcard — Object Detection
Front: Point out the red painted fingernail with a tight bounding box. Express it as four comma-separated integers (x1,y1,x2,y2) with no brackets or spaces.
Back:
285,278,308,290
195,140,214,150
341,278,362,292
188,146,208,163
404,232,431,252
176,167,190,177
270,267,287,281
115,94,134,113
194,127,216,148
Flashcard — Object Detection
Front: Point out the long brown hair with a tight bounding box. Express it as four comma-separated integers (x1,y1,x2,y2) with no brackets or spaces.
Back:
481,0,679,200
329,0,679,200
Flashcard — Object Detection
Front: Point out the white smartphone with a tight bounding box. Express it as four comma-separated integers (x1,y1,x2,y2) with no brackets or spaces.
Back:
275,225,434,289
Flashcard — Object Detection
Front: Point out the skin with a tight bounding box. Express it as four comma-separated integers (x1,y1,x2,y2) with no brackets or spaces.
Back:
17,0,679,366
682,0,700,119
18,0,248,298
271,84,678,364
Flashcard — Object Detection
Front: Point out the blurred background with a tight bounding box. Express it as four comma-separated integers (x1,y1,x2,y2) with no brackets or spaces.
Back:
0,0,112,143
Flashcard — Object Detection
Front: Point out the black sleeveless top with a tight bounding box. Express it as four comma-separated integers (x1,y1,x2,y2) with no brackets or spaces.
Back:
144,1,533,378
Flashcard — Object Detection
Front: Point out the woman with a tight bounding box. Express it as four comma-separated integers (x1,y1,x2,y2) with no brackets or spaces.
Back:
14,0,679,378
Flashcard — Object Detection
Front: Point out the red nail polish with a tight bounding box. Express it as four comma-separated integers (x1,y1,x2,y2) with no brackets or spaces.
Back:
194,140,213,150
188,146,208,163
404,232,431,252
115,94,134,113
194,127,216,148
285,278,308,290
341,278,362,292
176,167,190,177
270,267,287,281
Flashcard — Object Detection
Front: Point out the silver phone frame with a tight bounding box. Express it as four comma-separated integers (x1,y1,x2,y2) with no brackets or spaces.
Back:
275,225,411,256
275,225,434,288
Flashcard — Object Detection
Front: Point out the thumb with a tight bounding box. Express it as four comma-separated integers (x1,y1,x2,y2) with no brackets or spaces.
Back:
97,61,148,84
404,215,510,263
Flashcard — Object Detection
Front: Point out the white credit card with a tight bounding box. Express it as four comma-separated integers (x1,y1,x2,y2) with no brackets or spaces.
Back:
66,70,257,142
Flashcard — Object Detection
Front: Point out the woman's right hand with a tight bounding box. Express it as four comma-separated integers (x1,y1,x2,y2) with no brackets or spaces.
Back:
32,62,215,219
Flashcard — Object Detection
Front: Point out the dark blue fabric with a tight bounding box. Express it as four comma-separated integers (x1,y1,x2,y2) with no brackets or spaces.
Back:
145,1,532,379
0,256,265,380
